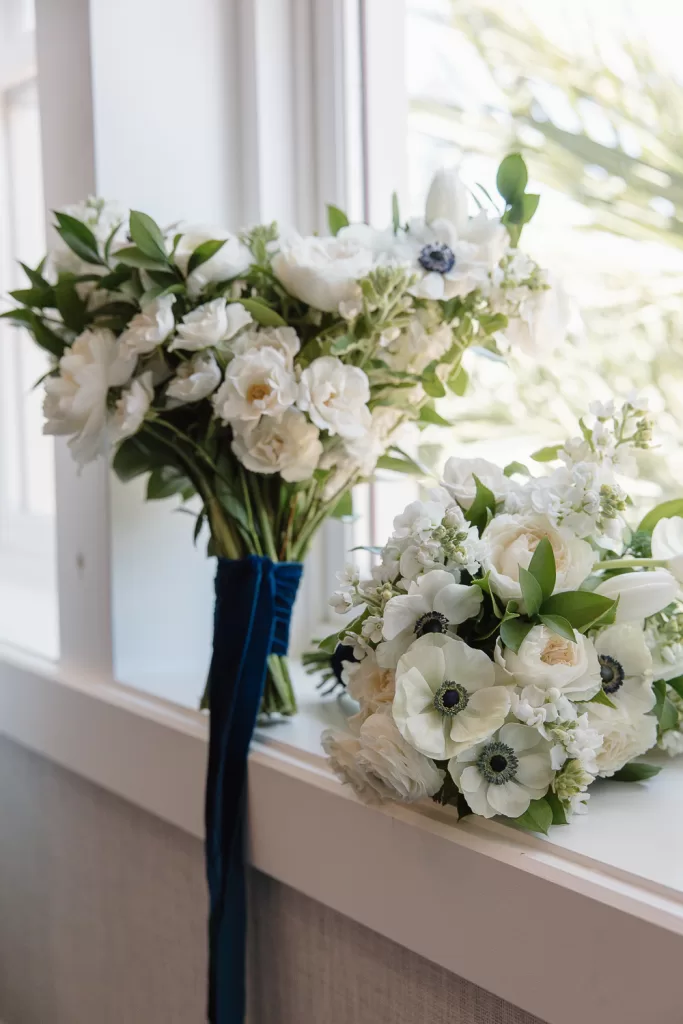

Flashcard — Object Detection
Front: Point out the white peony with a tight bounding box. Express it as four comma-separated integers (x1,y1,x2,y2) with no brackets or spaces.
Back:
593,623,655,714
298,356,371,439
382,568,483,644
230,325,300,368
213,347,297,423
43,328,136,465
449,722,554,819
173,225,251,297
110,372,154,444
356,707,446,802
586,701,658,777
652,516,683,583
482,513,594,605
166,352,221,404
595,569,678,623
231,408,322,482
441,457,509,511
169,299,252,352
393,634,511,760
119,295,175,357
272,233,374,313
503,625,601,701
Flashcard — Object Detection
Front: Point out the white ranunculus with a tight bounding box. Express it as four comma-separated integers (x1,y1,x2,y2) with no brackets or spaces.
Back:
382,568,482,643
321,729,389,803
213,347,297,423
593,623,654,714
393,634,510,760
595,569,679,623
231,408,322,482
345,652,395,713
503,624,601,701
272,233,374,312
482,513,594,605
652,516,683,583
166,352,221,404
441,456,509,511
43,328,137,465
173,225,251,297
449,722,554,819
119,295,176,357
169,299,252,352
110,372,154,444
297,356,371,439
230,325,300,369
585,701,658,777
425,167,469,236
357,707,446,802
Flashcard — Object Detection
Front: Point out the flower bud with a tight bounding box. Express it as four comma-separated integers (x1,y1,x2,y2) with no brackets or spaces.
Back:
595,569,678,622
425,168,469,235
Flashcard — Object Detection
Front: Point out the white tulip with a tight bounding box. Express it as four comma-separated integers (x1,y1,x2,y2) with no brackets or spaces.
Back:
298,356,371,439
110,372,154,444
169,299,251,352
166,352,221,404
425,167,469,236
173,225,251,297
652,516,683,583
119,295,176,357
213,347,297,423
231,408,322,482
595,569,678,622
441,456,509,511
272,233,374,312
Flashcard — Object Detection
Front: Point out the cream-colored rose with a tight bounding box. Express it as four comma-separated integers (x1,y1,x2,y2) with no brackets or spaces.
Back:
503,624,601,701
586,701,658,777
213,347,297,423
298,356,371,440
166,352,221,404
231,408,322,482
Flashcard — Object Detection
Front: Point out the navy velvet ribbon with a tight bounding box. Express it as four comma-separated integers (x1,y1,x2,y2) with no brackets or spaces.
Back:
204,555,303,1023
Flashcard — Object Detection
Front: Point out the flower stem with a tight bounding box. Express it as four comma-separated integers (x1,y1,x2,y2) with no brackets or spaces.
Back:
592,557,668,571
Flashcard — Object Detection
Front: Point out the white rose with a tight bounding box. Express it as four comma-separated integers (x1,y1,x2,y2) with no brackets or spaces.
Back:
586,701,658,777
119,295,175,357
43,327,136,465
166,352,221,404
231,408,322,482
425,166,469,235
230,325,300,368
169,299,252,352
110,372,154,444
502,624,601,701
441,456,509,511
652,516,683,583
595,569,678,622
321,728,389,804
297,356,371,439
272,233,374,312
357,707,446,802
482,513,594,605
213,347,297,423
173,225,251,297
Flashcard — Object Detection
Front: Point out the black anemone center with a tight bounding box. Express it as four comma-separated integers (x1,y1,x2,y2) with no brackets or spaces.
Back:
433,681,469,717
418,242,456,274
477,741,519,785
415,611,449,637
599,654,625,695
331,643,357,685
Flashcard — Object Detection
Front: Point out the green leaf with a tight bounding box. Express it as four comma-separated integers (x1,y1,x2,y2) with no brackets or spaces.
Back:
98,266,133,291
331,491,353,518
9,286,54,308
653,679,679,731
638,499,683,534
129,210,168,263
375,455,424,476
519,566,543,617
237,298,287,327
27,315,67,358
538,614,576,644
546,792,568,826
20,261,50,288
540,591,616,631
478,312,508,335
666,675,683,700
330,333,358,354
419,405,452,427
503,461,529,478
500,617,534,654
609,762,662,783
464,474,497,532
54,212,103,265
422,374,447,399
528,536,556,601
54,280,88,332
512,796,552,835
115,246,170,271
186,239,227,275
447,365,469,395
327,204,349,236
112,438,154,482
146,466,194,501
589,688,617,710
530,444,562,463
0,307,36,327
504,193,540,225
391,191,400,233
496,153,528,204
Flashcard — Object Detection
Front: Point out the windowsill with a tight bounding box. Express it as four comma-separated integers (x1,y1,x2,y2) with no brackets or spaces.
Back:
1,645,683,1024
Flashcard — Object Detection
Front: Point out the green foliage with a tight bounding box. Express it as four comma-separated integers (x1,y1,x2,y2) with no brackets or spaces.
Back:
54,279,88,332
146,466,195,501
464,475,496,532
115,246,169,271
54,212,103,265
545,792,568,826
519,566,543,617
512,796,553,835
653,679,679,731
129,210,168,264
530,445,562,463
237,298,287,327
499,617,533,653
540,591,616,631
447,364,469,395
538,614,576,644
327,204,349,236
375,454,424,476
588,688,616,710
187,239,227,275
330,491,354,519
503,460,529,478
496,153,528,203
609,763,662,783
419,405,452,428
527,536,556,601
391,191,400,233
638,500,683,533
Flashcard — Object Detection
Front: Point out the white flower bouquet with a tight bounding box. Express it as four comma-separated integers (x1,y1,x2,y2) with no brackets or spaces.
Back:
322,398,683,831
4,155,553,714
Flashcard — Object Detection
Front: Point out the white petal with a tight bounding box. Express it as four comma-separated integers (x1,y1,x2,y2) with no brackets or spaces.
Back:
486,779,531,818
467,686,511,721
442,639,495,692
412,569,457,605
403,710,450,760
594,623,652,678
394,667,435,720
515,753,553,791
433,583,483,626
499,722,540,754
396,642,445,694
382,594,428,641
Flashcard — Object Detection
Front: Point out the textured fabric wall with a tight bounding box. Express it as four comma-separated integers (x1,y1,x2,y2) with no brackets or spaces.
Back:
0,735,543,1024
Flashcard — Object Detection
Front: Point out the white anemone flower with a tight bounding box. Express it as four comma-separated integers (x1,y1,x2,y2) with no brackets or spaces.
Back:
593,623,655,714
449,723,554,819
382,568,483,642
393,634,511,760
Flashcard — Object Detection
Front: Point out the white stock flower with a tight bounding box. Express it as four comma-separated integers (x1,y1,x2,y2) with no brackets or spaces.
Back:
660,729,683,756
382,568,483,643
170,299,252,352
593,624,655,714
441,457,509,511
393,634,510,760
230,325,300,368
357,707,446,802
482,513,594,605
503,625,601,701
43,328,136,465
110,372,154,444
173,225,251,297
166,352,221,403
425,167,469,236
119,295,176,357
595,570,679,623
449,723,554,819
652,517,683,583
231,408,322,482
213,347,297,423
510,684,576,731
586,701,658,777
298,356,371,439
385,317,452,375
272,233,374,312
